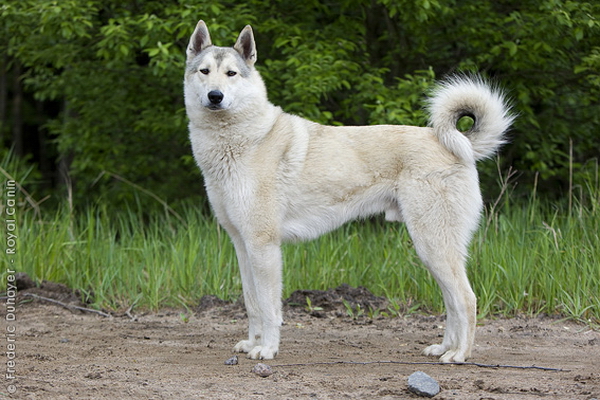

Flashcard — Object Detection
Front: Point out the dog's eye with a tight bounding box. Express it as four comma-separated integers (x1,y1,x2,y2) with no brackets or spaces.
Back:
226,71,237,77
199,69,209,75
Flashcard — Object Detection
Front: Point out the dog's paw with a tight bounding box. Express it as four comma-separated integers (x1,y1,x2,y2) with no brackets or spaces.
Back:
233,340,256,354
247,345,278,360
423,344,467,363
439,350,466,363
423,344,447,357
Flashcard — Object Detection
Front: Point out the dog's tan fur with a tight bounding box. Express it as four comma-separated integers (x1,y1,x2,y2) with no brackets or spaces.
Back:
184,21,513,362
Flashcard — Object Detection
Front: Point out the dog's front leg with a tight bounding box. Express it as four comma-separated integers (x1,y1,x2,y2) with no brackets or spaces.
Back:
234,239,283,360
231,236,263,354
248,242,283,359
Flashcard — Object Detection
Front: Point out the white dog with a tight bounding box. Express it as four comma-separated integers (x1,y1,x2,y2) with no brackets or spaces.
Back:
184,21,513,362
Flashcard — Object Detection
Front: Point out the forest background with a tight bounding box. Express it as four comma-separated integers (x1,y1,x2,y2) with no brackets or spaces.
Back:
1,0,599,207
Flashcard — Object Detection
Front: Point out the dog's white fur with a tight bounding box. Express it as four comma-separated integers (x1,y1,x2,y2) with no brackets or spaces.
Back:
184,21,513,362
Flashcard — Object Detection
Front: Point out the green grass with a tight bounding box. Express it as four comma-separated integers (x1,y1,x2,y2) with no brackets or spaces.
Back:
2,170,599,324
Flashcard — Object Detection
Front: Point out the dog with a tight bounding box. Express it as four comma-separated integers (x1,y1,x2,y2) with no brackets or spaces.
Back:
184,20,513,363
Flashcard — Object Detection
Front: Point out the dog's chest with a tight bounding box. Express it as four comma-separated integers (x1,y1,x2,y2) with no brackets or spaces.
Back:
196,145,249,191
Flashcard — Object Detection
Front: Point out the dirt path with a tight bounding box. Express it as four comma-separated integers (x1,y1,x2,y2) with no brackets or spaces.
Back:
3,285,599,400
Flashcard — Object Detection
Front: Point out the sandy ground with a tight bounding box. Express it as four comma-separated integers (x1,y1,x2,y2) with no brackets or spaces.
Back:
2,282,599,400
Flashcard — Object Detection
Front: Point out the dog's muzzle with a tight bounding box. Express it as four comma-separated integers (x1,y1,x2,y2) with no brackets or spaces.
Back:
208,90,224,108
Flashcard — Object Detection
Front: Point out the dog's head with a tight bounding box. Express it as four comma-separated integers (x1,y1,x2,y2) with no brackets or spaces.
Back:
184,21,263,114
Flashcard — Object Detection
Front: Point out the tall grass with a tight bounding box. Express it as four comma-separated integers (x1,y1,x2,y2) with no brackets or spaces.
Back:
8,205,239,310
1,165,599,324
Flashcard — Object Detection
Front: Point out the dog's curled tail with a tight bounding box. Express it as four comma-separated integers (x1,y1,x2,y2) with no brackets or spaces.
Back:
426,75,514,164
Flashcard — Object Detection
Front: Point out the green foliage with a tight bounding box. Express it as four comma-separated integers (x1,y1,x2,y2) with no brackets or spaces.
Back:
1,0,599,205
1,0,255,205
473,196,600,322
304,296,323,313
0,147,40,189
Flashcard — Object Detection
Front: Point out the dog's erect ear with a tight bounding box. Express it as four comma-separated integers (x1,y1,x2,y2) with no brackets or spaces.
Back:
187,20,212,60
233,25,257,66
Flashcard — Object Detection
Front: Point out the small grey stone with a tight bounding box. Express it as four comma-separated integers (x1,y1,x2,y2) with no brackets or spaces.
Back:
408,371,440,397
251,363,273,377
224,355,238,365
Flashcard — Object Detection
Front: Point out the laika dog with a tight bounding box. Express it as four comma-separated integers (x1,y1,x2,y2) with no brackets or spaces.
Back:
184,20,513,362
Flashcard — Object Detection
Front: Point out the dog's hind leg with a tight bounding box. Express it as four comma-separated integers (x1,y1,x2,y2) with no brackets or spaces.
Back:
399,174,480,362
419,253,477,363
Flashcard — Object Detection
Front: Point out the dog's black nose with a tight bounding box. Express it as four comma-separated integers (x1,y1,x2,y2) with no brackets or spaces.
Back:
208,90,224,105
